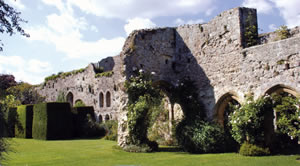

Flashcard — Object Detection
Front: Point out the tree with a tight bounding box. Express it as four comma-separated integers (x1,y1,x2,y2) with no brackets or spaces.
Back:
0,0,29,51
0,74,17,99
7,82,45,104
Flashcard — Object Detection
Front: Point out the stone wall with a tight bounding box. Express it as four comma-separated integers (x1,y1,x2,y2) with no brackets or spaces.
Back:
37,55,126,122
36,7,300,147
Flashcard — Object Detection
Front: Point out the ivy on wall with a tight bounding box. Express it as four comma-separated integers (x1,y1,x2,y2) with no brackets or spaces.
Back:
124,71,162,152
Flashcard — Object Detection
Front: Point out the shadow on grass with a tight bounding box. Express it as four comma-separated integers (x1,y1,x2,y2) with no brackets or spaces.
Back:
157,146,184,152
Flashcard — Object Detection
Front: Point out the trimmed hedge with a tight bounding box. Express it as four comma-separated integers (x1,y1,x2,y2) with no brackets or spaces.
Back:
72,106,95,137
32,102,73,140
239,142,270,156
15,105,33,138
6,107,18,137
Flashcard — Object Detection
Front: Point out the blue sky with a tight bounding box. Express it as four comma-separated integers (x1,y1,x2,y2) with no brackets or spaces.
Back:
0,0,299,84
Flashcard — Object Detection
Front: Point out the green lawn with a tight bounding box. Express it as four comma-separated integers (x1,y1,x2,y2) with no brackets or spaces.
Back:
2,138,300,166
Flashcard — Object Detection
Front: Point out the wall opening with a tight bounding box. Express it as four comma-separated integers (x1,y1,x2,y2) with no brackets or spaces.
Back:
99,92,104,108
105,114,110,121
215,92,241,151
264,84,299,147
106,91,111,107
98,115,103,123
66,92,74,107
74,99,85,107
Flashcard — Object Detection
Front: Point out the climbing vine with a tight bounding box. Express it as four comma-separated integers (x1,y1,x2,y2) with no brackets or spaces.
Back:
125,71,162,151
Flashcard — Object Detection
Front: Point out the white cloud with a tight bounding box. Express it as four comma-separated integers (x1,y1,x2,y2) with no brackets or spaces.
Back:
42,0,65,11
124,18,156,36
269,0,300,28
25,3,126,60
174,18,204,26
8,0,26,10
242,0,273,14
66,0,216,20
186,19,205,25
268,24,277,31
90,25,99,32
28,59,52,73
174,18,185,25
46,13,87,34
0,56,52,84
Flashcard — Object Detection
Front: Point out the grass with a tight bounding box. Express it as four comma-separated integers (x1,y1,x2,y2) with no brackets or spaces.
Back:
2,138,300,166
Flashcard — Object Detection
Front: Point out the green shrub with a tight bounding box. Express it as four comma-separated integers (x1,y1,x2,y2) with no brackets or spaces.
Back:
74,100,86,107
95,71,114,78
275,25,289,40
32,103,73,140
103,120,118,141
72,106,105,138
5,107,17,137
176,120,225,153
239,142,270,156
15,105,33,138
229,96,272,145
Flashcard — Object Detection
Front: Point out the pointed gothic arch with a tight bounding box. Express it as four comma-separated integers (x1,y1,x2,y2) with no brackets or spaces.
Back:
106,91,111,107
66,92,74,107
99,92,104,108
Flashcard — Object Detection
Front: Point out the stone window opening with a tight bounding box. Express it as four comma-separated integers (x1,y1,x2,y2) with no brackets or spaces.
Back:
105,114,110,121
99,92,104,108
165,59,168,64
106,91,111,107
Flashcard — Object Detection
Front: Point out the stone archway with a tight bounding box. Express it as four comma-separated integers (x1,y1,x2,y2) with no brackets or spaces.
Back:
263,84,300,147
264,84,300,97
74,99,85,107
214,92,241,151
215,92,241,126
66,92,74,107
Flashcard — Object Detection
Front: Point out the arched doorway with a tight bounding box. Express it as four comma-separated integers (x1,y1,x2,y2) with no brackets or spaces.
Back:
215,92,241,151
66,92,74,107
106,91,111,107
99,92,104,108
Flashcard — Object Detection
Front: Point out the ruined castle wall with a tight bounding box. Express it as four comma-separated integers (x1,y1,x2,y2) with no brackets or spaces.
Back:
37,55,126,121
259,26,300,45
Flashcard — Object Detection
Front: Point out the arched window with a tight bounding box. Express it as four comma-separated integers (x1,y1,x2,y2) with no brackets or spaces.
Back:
105,114,110,121
99,92,104,108
66,92,74,107
106,91,111,107
98,115,103,123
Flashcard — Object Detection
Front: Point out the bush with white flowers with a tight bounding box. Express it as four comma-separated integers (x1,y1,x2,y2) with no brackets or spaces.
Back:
229,96,273,145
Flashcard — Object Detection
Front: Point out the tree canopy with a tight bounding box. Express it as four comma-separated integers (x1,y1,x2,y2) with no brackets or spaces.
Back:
0,0,29,51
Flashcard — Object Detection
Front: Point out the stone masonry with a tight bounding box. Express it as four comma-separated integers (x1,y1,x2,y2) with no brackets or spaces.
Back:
37,7,300,147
